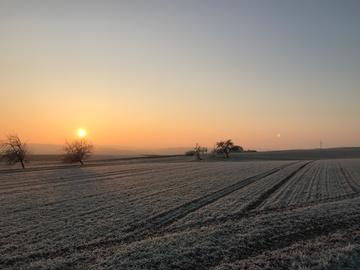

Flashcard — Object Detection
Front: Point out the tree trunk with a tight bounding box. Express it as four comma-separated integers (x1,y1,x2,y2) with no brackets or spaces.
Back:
20,159,25,169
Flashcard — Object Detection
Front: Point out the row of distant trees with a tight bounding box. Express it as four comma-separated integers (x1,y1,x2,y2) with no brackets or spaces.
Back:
0,134,93,169
0,135,254,169
186,139,251,160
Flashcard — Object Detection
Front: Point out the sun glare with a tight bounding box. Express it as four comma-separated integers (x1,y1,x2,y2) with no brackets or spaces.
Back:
77,128,87,138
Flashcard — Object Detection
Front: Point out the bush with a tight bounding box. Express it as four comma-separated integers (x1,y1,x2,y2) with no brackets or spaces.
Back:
230,145,244,152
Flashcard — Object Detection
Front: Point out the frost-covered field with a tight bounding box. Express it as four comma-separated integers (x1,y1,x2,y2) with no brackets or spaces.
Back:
1,158,360,269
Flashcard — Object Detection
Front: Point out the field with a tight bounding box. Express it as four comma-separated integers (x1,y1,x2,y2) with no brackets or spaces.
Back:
1,153,360,269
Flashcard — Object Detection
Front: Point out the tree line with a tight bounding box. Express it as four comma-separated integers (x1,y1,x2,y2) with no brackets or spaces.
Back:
0,135,255,169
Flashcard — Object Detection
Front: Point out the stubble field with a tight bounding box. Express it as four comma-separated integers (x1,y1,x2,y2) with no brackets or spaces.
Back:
1,156,360,269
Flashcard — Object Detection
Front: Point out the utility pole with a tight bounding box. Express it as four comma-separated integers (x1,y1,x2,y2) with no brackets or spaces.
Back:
320,140,323,149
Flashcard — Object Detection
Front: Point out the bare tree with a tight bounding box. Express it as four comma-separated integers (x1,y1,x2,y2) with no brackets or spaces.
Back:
0,134,28,169
215,139,234,158
63,139,93,166
194,143,207,161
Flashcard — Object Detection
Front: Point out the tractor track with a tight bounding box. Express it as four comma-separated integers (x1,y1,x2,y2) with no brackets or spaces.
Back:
0,164,204,215
243,161,313,211
209,212,360,270
4,186,360,269
1,170,239,240
123,162,300,233
0,164,202,197
161,187,360,236
340,166,360,193
0,161,299,267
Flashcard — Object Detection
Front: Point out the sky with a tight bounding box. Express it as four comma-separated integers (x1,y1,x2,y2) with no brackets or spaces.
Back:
0,0,359,151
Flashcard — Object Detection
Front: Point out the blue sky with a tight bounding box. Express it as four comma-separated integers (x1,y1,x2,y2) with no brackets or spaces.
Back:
0,0,359,150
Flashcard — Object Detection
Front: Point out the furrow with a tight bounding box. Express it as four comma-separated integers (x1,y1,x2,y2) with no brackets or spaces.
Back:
340,166,360,193
161,190,360,236
210,213,360,269
124,162,297,233
243,161,313,211
0,162,296,266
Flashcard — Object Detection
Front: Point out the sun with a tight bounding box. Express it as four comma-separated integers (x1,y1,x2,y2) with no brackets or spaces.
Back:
77,128,87,138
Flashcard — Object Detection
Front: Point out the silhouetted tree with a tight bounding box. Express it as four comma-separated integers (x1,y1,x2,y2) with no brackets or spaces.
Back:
215,139,234,158
194,144,208,160
63,139,93,166
0,134,28,169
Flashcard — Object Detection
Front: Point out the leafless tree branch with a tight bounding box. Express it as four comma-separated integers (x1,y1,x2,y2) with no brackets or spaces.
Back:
63,139,93,166
0,134,28,169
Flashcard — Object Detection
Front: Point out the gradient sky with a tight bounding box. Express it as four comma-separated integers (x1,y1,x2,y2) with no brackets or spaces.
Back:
0,0,359,151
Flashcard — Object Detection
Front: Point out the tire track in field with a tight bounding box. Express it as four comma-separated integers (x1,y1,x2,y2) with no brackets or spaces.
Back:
209,212,360,269
8,188,360,269
155,161,314,234
1,164,201,212
49,204,360,270
1,166,215,237
1,170,229,240
242,161,313,211
340,166,360,193
1,185,175,240
304,162,320,203
0,162,298,267
0,162,257,238
123,162,298,233
162,188,360,236
264,190,360,213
